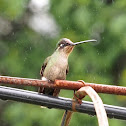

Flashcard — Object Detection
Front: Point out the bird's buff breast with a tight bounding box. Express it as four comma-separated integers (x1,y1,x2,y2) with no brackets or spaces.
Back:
43,56,68,81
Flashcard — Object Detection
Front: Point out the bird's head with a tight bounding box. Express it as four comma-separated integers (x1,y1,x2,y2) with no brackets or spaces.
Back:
56,38,74,55
55,38,96,56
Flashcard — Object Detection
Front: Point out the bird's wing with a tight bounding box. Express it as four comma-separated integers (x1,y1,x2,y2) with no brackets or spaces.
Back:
40,56,51,77
66,64,69,75
39,56,51,94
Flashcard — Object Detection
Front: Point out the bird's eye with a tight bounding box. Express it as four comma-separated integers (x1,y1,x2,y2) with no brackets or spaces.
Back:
66,43,70,46
60,44,64,48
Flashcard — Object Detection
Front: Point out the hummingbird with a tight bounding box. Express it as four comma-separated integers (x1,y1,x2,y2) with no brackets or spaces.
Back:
39,38,96,96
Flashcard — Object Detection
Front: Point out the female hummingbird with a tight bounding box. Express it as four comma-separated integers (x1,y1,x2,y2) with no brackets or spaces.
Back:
39,38,96,96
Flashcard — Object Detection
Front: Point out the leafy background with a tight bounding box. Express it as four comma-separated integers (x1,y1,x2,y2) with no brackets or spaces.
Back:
0,0,126,125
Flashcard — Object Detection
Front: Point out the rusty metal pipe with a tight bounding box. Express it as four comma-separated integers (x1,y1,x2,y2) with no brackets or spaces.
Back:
0,76,126,95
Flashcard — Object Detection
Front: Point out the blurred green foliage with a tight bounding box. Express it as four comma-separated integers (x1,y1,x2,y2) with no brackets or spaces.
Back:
0,0,126,126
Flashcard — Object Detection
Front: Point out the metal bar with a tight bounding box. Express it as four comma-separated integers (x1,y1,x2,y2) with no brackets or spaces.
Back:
0,76,126,95
75,86,109,126
0,86,126,120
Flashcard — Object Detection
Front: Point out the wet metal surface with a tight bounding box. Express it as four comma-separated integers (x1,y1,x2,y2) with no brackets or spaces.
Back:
0,76,126,95
0,86,126,120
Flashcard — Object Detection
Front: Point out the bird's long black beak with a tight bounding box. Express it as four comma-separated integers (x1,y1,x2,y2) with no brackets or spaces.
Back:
73,39,97,45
